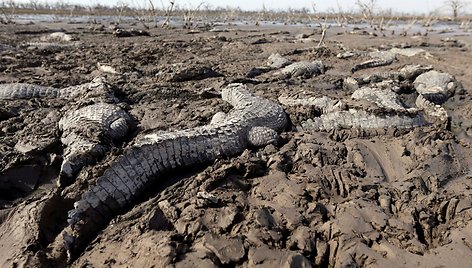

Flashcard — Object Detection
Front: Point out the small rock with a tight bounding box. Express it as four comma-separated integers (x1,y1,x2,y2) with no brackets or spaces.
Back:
175,242,218,268
148,207,173,231
251,38,271,45
158,200,179,221
202,207,238,232
247,246,311,267
296,33,310,39
97,63,121,75
203,234,245,264
14,141,38,154
456,197,472,213
315,239,328,266
255,208,276,228
289,226,313,252
379,194,392,212
196,191,219,207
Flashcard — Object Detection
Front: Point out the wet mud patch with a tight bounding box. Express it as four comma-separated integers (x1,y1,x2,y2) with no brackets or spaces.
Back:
0,164,58,201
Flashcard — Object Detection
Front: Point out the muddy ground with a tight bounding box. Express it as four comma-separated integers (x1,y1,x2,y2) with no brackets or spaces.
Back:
0,19,472,267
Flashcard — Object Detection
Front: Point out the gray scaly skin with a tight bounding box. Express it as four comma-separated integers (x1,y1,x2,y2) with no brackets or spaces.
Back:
278,95,343,114
267,53,292,69
247,53,292,78
399,65,434,80
286,66,452,133
0,77,114,101
360,71,405,84
59,103,132,180
351,58,394,73
0,83,58,99
298,109,426,131
351,87,413,112
337,50,367,59
414,70,457,104
359,65,433,84
280,93,425,132
23,41,82,50
66,83,287,236
275,61,325,78
41,32,75,42
412,70,459,122
415,94,448,122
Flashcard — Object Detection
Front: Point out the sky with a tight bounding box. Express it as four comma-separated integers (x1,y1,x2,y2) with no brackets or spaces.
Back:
13,0,472,14
160,0,468,13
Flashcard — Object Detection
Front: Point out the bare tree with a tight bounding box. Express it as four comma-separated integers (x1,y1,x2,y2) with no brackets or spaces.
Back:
356,0,378,20
255,3,267,26
182,2,205,28
445,0,466,19
0,0,16,24
114,1,128,25
29,0,39,10
162,0,175,28
310,2,330,48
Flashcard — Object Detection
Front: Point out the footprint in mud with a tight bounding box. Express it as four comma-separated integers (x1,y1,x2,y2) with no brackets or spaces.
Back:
346,138,413,183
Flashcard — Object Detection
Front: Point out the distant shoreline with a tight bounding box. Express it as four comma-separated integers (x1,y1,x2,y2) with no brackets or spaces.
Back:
1,4,471,26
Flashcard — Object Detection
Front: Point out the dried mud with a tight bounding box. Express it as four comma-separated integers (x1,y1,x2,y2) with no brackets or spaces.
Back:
1,21,472,268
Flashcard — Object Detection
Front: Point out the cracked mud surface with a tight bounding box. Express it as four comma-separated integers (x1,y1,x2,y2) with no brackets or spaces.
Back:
1,21,472,267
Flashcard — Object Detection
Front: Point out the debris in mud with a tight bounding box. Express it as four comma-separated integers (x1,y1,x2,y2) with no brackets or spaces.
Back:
250,38,272,45
97,62,121,75
113,28,150,37
41,32,76,42
158,63,224,82
246,66,272,78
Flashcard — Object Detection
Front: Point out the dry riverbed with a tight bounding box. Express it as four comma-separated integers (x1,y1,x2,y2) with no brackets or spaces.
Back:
1,20,472,267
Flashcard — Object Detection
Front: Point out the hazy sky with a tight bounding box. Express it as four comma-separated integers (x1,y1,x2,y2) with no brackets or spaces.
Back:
159,0,467,13
15,0,472,14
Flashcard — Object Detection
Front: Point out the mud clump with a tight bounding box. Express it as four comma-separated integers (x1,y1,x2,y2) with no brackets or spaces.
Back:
1,22,472,268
